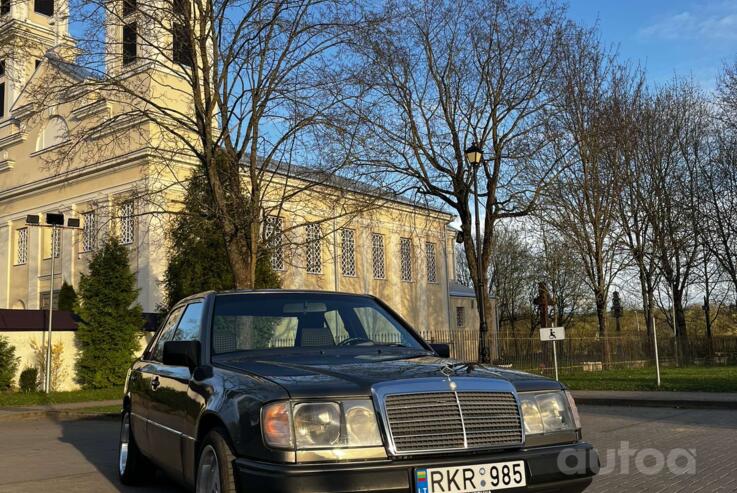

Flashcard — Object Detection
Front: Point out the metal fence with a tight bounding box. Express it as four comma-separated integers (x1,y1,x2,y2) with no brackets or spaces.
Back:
418,330,737,374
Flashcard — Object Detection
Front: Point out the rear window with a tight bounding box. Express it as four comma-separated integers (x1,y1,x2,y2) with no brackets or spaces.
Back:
211,293,424,354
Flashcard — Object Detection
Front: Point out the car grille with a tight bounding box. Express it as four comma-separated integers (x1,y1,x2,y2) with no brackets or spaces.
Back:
384,391,523,454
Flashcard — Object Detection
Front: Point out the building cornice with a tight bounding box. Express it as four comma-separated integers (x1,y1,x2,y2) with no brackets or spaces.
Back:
0,159,15,172
0,148,154,202
0,130,28,151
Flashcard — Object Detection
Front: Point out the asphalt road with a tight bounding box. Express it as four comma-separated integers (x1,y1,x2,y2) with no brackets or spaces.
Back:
0,406,735,492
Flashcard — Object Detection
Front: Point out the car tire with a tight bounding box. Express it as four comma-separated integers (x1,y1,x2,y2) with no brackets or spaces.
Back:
118,410,155,485
196,428,238,493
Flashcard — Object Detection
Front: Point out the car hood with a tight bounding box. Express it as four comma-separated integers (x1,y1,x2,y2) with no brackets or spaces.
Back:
216,350,563,398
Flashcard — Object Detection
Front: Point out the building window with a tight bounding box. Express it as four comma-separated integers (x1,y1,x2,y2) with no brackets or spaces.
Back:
1,0,10,16
82,211,97,252
122,0,136,17
341,228,356,277
264,216,284,271
123,22,138,65
16,228,28,265
172,0,193,66
43,227,61,259
400,237,412,282
52,228,60,258
456,306,465,328
425,242,437,283
34,0,54,16
35,116,69,151
40,290,61,310
371,233,385,279
305,223,321,274
119,200,135,245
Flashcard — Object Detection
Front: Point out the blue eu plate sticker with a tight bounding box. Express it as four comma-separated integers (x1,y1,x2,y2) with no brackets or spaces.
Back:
416,469,428,493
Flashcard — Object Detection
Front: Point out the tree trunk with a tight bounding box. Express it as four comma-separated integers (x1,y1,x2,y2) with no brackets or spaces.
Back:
672,287,690,364
595,291,611,367
224,234,253,288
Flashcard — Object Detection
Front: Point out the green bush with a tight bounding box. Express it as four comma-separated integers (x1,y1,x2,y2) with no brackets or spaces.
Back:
58,281,77,312
19,368,39,393
0,336,20,390
75,237,144,389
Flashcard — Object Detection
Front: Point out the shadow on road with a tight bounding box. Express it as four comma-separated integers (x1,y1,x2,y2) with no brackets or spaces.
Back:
56,414,186,492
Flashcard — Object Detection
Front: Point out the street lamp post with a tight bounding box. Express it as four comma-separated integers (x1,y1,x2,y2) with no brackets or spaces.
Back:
26,212,81,393
464,142,491,364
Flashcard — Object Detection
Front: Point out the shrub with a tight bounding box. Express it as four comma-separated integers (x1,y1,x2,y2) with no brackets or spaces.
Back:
75,237,144,389
58,281,77,312
19,368,39,393
30,339,68,392
0,336,20,390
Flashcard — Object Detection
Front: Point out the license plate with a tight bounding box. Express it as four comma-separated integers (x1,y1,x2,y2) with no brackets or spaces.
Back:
415,461,526,493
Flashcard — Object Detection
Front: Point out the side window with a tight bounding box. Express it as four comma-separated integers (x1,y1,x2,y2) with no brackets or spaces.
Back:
150,306,184,361
172,302,204,342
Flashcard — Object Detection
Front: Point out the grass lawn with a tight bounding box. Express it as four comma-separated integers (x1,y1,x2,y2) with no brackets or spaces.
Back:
0,387,123,407
560,366,737,392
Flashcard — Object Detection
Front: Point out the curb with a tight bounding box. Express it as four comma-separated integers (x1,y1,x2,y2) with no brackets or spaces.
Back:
0,400,122,422
573,396,737,411
0,409,120,422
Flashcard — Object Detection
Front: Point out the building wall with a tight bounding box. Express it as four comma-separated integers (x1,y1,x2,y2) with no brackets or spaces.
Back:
1,330,152,391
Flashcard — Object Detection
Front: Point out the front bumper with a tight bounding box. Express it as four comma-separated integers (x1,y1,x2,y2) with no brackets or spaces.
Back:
234,442,599,493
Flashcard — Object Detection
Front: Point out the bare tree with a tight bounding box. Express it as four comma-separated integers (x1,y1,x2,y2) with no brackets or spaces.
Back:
490,223,534,341
350,0,570,362
536,224,589,329
639,80,707,360
617,89,660,340
542,29,638,363
26,0,384,288
701,63,737,305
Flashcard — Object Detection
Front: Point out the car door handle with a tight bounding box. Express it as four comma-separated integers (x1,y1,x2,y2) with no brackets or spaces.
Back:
151,376,161,391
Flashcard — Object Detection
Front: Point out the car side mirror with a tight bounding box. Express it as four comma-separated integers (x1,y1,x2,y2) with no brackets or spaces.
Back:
163,340,201,370
431,343,450,358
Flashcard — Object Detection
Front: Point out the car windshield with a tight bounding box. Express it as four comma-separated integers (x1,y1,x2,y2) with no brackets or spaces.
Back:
211,293,426,354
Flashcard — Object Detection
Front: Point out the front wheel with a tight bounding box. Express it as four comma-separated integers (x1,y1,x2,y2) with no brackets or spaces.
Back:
118,410,154,485
196,428,238,493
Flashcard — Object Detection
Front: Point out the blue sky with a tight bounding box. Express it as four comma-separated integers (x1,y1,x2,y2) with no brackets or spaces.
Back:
566,0,737,91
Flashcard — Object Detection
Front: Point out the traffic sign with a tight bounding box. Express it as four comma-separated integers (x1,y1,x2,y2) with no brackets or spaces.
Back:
540,327,565,341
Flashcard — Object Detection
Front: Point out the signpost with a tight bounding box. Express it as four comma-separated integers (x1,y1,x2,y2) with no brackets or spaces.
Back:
540,327,565,381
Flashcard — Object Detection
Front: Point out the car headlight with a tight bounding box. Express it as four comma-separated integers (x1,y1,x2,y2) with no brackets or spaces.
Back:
519,391,578,436
262,399,382,450
294,402,341,448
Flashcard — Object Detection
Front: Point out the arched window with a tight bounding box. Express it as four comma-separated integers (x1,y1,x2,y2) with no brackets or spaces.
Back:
12,300,26,310
36,116,69,151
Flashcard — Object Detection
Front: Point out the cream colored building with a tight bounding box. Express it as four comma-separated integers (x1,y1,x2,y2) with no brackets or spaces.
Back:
0,0,483,344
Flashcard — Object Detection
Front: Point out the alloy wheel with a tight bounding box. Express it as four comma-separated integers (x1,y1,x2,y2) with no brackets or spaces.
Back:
196,444,221,493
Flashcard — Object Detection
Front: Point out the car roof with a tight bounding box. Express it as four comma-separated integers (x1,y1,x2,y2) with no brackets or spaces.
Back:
175,289,377,306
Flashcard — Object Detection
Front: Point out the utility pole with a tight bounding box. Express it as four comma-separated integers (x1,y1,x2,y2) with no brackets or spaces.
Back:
26,213,81,393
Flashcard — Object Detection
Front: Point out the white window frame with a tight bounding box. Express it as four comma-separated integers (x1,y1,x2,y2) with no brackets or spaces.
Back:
119,200,135,245
371,233,385,280
400,237,413,282
341,228,356,277
51,227,60,258
425,242,437,283
82,211,96,253
15,228,28,265
306,223,322,274
265,216,284,271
